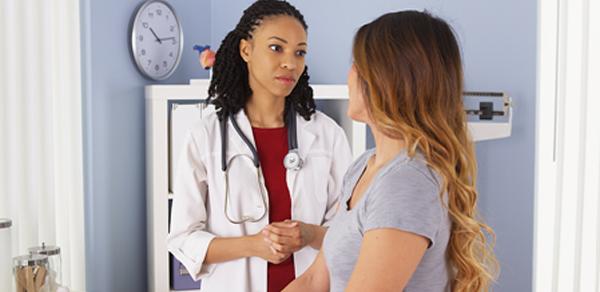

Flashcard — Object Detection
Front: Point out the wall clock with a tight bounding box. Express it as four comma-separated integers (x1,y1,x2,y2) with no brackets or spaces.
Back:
131,0,183,80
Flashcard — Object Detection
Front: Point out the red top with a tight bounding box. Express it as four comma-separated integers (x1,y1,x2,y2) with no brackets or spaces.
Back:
252,126,296,292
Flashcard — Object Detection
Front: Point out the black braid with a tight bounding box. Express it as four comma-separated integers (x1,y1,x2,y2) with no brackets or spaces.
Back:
208,0,315,121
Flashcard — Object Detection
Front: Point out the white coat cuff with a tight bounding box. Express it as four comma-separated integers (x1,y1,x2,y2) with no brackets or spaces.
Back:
168,232,217,281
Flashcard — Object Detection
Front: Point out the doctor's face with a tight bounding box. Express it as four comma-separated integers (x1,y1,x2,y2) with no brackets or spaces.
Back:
347,64,370,123
239,15,307,99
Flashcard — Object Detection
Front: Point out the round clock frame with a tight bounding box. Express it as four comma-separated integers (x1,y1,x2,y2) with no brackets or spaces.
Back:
131,0,183,80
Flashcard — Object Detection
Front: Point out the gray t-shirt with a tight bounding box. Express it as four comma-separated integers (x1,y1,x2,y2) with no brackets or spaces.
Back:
322,149,451,292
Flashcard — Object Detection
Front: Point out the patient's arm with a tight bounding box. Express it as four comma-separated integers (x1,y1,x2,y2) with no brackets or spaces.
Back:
345,228,428,291
282,249,329,292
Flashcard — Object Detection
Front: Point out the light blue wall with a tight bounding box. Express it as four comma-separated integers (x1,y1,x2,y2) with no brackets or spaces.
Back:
212,1,537,291
79,0,210,291
81,0,536,291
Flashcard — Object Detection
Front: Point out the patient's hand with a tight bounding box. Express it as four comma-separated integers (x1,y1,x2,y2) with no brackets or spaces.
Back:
262,220,316,253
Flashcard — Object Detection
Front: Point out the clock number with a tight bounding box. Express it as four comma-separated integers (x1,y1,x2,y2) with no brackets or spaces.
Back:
148,12,154,18
142,22,148,29
166,14,169,20
154,64,160,71
141,49,146,56
156,9,162,16
172,39,177,45
163,61,168,68
170,25,174,32
138,35,143,42
169,52,173,58
147,59,152,65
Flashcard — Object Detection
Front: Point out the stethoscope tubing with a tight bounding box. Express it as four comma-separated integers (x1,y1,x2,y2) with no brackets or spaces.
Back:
222,165,268,224
220,106,301,224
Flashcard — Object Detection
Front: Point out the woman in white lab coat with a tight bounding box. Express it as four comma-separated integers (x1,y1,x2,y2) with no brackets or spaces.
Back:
167,1,352,291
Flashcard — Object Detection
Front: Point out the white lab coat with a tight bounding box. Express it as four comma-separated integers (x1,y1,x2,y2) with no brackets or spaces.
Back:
167,109,352,292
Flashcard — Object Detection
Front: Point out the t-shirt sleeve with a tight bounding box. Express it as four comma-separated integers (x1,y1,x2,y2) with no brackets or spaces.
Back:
361,165,444,248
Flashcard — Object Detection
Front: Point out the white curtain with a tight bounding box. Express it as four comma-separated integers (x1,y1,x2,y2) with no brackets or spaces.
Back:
535,0,600,291
0,0,86,291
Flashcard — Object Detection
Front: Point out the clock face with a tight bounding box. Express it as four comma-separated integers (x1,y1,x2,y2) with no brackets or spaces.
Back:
131,0,183,80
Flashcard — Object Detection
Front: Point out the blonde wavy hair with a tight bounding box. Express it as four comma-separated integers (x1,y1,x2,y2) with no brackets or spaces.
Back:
352,11,499,291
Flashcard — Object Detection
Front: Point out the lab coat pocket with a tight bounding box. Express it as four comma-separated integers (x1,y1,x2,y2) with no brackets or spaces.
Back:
308,155,333,206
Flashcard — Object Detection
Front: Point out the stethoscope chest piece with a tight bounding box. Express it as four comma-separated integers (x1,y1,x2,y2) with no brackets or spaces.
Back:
284,150,303,171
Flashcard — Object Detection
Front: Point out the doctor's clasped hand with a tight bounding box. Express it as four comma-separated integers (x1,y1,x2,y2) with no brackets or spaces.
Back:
249,230,291,264
262,220,322,253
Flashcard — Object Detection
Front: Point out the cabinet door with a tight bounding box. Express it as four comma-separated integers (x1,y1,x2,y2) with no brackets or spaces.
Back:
169,102,205,193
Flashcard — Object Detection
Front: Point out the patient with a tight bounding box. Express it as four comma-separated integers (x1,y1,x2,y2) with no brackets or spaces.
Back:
283,10,498,292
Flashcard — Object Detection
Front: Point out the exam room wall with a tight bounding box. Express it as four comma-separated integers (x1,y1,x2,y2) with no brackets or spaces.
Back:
210,1,535,291
79,0,210,291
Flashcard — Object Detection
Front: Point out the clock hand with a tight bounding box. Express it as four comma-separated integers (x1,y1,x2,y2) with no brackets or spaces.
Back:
159,37,175,42
149,27,162,44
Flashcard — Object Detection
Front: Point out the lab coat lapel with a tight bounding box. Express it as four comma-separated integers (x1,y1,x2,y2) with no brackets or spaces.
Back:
287,113,316,208
227,110,257,161
225,111,263,185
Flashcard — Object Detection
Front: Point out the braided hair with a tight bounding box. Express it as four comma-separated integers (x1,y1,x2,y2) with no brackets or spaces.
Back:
208,0,315,121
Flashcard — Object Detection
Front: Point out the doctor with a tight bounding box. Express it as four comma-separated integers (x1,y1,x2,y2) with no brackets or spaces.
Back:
167,1,352,291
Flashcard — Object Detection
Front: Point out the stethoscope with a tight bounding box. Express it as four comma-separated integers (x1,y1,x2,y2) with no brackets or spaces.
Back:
220,106,303,224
